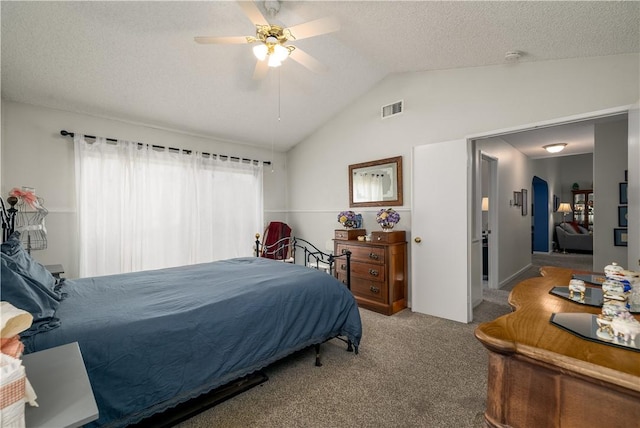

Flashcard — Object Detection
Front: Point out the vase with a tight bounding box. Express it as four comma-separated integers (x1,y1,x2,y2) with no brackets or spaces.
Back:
380,223,395,232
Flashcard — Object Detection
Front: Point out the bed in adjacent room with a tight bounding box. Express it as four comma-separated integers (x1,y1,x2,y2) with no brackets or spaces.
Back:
1,226,361,428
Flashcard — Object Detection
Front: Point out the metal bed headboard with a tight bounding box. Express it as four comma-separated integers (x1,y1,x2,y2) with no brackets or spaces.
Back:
254,234,351,289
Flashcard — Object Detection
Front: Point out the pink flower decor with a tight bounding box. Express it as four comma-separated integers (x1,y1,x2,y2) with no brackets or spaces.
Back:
9,187,39,209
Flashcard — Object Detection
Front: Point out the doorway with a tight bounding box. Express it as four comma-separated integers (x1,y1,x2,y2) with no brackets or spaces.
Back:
532,176,549,253
469,106,633,300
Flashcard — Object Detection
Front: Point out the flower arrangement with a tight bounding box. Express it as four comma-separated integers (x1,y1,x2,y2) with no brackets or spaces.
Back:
337,210,358,228
376,208,400,230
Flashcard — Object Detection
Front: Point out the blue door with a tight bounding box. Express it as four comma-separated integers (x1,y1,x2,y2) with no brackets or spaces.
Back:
532,176,549,252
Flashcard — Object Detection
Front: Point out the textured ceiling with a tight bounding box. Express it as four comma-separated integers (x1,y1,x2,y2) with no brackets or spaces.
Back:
2,1,639,152
496,113,627,159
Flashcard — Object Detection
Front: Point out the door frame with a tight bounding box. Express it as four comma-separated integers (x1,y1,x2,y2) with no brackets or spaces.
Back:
412,104,635,323
467,104,635,298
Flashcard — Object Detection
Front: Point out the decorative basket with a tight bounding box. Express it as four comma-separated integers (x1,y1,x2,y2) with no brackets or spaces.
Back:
0,354,26,428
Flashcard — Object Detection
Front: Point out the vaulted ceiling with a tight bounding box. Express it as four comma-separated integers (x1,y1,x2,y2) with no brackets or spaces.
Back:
2,1,638,152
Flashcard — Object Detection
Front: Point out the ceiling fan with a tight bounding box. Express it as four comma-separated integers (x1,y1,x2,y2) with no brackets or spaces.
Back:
195,0,339,79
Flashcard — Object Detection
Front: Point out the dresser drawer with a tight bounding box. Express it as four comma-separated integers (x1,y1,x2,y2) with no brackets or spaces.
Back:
348,261,386,282
349,277,388,304
336,259,385,281
370,230,406,244
335,243,385,265
334,229,366,240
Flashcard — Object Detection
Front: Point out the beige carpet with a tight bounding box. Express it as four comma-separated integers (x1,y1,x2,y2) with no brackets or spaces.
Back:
175,252,590,428
176,301,512,428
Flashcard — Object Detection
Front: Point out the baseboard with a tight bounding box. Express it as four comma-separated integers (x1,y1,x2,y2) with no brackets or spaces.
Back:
498,263,533,289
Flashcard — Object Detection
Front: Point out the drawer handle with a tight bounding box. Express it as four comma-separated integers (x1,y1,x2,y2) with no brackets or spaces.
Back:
340,264,346,270
369,253,379,260
369,269,379,277
370,286,380,293
341,248,348,255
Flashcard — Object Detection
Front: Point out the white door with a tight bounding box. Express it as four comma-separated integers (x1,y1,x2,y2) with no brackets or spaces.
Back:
412,139,471,323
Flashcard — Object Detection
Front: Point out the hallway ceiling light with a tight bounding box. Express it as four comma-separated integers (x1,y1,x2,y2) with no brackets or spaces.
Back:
543,143,567,153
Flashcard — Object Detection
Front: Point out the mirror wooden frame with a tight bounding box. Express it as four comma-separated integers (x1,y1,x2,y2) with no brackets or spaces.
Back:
349,156,403,207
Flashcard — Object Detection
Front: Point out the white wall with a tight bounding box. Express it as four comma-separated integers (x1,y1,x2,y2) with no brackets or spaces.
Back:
287,54,639,307
1,100,287,278
594,118,629,269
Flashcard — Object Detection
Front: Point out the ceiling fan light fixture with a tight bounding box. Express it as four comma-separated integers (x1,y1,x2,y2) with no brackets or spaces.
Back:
272,44,289,62
544,143,567,153
268,55,282,68
253,44,268,61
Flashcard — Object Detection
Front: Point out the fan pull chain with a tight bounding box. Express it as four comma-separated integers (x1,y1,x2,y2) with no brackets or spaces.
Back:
278,68,281,122
268,69,277,173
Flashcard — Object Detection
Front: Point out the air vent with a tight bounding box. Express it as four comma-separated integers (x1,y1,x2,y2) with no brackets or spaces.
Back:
381,100,403,119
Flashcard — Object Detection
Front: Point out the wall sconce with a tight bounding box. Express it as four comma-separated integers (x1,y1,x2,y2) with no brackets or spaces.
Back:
512,191,522,207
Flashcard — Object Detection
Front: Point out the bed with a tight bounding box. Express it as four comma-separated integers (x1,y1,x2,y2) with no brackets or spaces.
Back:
1,210,361,427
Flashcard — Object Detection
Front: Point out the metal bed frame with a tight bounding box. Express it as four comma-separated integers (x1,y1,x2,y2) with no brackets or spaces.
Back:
255,233,355,363
255,233,351,283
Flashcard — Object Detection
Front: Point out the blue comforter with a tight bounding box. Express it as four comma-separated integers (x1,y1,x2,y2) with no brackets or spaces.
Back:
23,257,362,427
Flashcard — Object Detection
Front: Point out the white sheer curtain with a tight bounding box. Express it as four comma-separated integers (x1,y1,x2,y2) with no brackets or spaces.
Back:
353,172,384,202
74,135,263,277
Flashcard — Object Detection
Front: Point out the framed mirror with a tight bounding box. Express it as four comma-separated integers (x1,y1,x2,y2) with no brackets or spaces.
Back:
349,156,403,207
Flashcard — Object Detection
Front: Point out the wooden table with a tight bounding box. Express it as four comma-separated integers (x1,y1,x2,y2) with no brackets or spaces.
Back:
475,266,640,428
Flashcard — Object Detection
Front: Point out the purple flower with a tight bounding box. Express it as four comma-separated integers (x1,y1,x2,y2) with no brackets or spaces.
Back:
338,210,358,228
376,208,400,225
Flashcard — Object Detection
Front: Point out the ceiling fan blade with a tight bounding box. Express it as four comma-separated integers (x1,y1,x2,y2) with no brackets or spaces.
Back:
286,17,340,40
194,36,249,45
289,48,328,74
237,1,269,26
253,59,269,80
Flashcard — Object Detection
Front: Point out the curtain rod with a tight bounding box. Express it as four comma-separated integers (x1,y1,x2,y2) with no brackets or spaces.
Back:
59,130,271,165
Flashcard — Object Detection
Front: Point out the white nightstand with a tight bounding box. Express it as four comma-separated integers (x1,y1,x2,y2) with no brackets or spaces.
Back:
44,264,65,279
22,342,98,428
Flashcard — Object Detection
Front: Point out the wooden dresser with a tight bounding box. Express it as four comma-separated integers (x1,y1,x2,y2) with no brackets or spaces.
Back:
475,266,640,427
334,231,407,315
